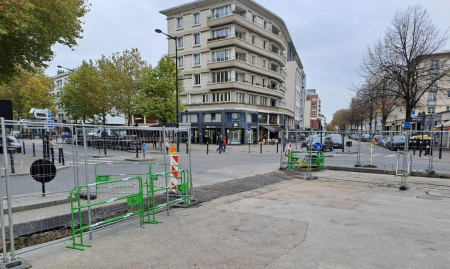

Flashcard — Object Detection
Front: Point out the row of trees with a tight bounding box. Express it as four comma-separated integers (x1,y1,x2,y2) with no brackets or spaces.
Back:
0,68,57,119
331,4,450,131
60,48,181,125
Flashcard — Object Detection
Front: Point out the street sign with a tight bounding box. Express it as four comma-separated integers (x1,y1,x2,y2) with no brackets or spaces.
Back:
247,126,251,131
313,142,322,151
143,143,147,150
404,122,410,128
47,110,52,119
47,120,54,129
411,110,415,118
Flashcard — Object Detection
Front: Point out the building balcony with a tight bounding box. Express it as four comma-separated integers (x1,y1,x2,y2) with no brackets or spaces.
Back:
207,13,287,51
207,80,285,99
427,99,437,106
207,57,285,82
185,101,294,116
207,35,286,66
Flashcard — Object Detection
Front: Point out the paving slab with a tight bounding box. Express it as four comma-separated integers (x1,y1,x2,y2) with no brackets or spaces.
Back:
21,173,450,269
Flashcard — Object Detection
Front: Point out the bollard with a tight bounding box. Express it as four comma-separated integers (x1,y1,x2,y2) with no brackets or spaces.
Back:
419,140,422,157
9,150,15,174
23,141,25,154
277,141,279,153
413,139,416,156
186,142,188,154
58,147,62,163
260,142,262,154
136,146,139,158
51,147,55,164
61,147,65,165
33,143,36,157
177,140,180,153
207,142,209,154
104,137,107,155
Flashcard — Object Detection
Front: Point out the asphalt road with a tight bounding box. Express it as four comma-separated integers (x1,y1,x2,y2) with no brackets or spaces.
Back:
1,138,449,198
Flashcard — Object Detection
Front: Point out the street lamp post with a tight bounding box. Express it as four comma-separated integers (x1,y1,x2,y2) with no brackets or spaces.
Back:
57,65,74,72
155,29,179,128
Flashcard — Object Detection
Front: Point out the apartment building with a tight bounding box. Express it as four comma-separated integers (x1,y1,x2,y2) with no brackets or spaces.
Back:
51,70,70,124
303,89,321,130
160,0,305,144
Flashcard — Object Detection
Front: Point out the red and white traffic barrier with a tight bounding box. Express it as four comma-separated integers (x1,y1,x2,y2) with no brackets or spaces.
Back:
170,155,179,190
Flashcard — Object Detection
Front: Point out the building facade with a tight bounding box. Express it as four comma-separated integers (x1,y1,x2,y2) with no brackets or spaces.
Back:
303,89,321,130
160,0,305,144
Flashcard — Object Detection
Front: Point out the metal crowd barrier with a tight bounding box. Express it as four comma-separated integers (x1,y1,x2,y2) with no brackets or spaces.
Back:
67,176,145,251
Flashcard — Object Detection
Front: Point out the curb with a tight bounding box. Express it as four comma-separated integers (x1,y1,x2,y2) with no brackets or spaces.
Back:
325,166,450,179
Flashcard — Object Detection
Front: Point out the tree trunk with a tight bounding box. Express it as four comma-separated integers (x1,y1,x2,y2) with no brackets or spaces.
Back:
405,102,412,123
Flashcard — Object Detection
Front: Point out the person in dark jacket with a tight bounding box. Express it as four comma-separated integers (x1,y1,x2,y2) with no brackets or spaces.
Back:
216,135,223,152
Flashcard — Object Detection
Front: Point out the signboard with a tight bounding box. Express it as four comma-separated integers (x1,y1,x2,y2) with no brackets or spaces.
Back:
47,110,52,119
313,142,322,151
247,126,251,132
404,122,410,128
143,143,147,150
233,123,238,127
179,122,191,126
47,120,54,129
227,113,243,122
411,110,415,118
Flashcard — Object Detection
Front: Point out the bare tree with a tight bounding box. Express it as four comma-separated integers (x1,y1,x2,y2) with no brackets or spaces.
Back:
362,4,450,122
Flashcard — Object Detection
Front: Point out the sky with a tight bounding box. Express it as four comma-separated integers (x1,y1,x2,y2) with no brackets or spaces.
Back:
45,0,450,122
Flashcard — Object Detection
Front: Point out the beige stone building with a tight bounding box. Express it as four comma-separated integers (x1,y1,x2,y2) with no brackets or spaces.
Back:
160,0,305,144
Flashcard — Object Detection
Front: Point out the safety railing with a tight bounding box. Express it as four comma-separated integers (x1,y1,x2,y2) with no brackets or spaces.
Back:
67,176,145,251
145,169,190,224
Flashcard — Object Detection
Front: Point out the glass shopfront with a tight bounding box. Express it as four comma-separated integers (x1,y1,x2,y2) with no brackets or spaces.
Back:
226,129,243,144
203,128,221,144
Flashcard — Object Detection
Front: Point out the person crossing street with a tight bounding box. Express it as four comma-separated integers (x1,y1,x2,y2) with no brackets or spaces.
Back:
216,135,223,153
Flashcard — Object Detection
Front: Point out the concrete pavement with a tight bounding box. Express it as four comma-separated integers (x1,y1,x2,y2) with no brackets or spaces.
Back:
23,171,450,269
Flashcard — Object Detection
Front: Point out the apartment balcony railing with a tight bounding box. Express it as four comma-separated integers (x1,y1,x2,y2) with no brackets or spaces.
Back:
207,56,286,80
207,34,286,65
427,99,437,106
207,11,288,50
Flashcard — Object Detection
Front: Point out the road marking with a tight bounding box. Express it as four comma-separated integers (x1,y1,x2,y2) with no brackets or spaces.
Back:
372,154,380,157
386,155,395,157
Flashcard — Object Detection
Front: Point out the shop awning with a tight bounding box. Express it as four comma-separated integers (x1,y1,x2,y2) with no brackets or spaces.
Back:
261,125,277,132
273,126,283,131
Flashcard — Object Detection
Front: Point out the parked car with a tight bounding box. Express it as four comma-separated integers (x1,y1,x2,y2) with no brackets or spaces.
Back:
306,136,333,152
388,135,406,151
330,134,343,149
361,134,371,142
379,136,390,147
0,136,22,153
9,131,21,138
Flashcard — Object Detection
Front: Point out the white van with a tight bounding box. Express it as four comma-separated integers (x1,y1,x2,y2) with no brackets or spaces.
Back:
10,131,21,138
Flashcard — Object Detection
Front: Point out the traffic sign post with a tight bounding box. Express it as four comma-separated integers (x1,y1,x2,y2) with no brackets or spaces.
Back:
404,122,410,129
143,143,147,159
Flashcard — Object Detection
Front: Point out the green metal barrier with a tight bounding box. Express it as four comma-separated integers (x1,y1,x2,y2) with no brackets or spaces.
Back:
67,176,145,251
287,150,325,171
94,162,171,194
144,169,190,224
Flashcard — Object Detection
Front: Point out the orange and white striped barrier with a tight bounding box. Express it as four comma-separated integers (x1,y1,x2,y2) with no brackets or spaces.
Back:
170,154,179,190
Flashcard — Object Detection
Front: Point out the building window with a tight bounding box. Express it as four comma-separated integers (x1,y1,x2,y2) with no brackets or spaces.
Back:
212,28,229,38
193,13,200,25
177,57,184,68
177,37,184,48
431,60,439,70
251,75,255,85
211,50,229,62
262,78,266,87
249,95,257,104
193,74,201,85
312,108,316,111
212,71,231,83
177,17,183,29
428,92,437,101
447,106,450,111
264,21,268,29
263,60,266,68
203,113,221,122
251,55,256,65
428,107,435,113
263,41,267,49
269,114,277,124
312,98,317,101
211,5,230,19
447,90,450,98
203,94,208,103
260,97,267,106
193,33,201,46
182,114,198,123
236,92,245,103
181,75,184,87
312,103,316,106
193,54,201,66
212,92,230,102
252,14,257,23
312,113,316,116
252,35,256,44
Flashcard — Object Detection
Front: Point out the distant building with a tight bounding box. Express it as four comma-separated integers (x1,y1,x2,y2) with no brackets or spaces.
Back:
160,0,306,144
304,89,321,130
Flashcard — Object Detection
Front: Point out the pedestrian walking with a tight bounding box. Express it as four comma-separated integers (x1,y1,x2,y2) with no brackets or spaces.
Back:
165,137,170,154
222,136,227,153
216,135,223,152
49,138,55,162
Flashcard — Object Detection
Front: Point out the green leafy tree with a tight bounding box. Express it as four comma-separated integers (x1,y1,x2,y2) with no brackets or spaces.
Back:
59,61,97,123
0,68,55,119
0,0,90,83
139,55,183,125
104,48,148,125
